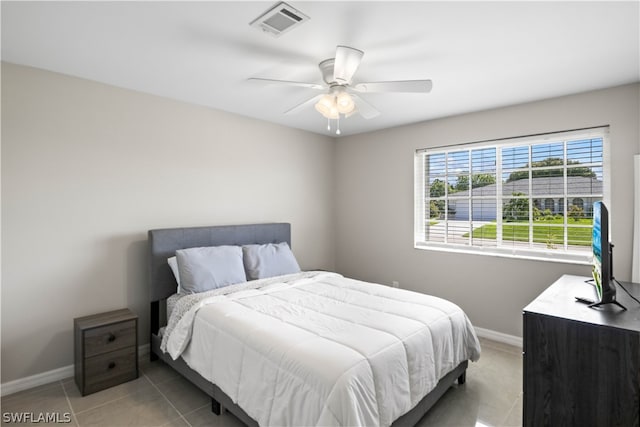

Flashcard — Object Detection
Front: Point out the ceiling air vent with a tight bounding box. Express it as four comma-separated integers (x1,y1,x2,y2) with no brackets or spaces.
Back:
250,2,309,37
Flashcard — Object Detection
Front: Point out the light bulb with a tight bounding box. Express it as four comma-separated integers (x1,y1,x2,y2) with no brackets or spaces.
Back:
336,92,355,115
314,94,335,118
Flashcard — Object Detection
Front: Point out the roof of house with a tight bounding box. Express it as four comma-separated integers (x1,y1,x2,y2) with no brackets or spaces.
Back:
451,176,603,198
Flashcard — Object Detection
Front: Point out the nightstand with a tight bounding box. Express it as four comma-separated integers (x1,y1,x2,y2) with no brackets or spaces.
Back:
74,308,138,396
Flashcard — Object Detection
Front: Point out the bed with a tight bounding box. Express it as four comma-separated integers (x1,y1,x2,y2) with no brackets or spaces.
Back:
149,223,480,427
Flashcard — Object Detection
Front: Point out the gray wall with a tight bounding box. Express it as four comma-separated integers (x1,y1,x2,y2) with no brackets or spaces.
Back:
1,63,336,383
334,83,640,337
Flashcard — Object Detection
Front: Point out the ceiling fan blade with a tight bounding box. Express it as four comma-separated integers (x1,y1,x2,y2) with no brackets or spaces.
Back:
248,78,324,90
353,80,433,93
333,45,364,85
284,94,324,115
350,94,380,119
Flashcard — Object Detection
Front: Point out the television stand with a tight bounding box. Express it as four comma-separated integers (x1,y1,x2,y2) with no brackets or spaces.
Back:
584,273,628,310
588,299,627,310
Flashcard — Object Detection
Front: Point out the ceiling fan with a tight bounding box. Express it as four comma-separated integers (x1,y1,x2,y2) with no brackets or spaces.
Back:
248,45,433,134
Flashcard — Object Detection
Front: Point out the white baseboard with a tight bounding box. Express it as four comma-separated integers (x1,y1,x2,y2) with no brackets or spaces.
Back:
474,326,523,349
1,344,150,397
0,365,75,397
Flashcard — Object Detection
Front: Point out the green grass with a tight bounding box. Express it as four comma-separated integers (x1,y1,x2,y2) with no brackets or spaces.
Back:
463,218,592,247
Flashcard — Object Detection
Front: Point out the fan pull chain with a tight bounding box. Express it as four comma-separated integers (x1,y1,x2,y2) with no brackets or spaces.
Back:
336,115,341,135
327,117,331,131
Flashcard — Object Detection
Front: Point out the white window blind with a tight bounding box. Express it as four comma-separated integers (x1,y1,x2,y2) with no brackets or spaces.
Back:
414,127,609,263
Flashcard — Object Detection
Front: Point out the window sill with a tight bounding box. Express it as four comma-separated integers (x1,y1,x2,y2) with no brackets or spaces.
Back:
414,242,593,266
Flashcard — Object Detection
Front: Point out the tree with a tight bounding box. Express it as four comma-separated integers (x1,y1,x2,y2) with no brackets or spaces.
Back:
429,179,447,198
506,158,597,182
503,193,529,222
568,205,584,222
472,173,496,188
567,163,597,178
428,180,446,218
429,201,441,219
454,175,468,192
451,173,496,194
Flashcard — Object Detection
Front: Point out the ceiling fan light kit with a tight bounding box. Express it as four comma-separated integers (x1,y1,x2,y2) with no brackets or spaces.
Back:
314,87,355,118
248,45,432,135
313,87,356,135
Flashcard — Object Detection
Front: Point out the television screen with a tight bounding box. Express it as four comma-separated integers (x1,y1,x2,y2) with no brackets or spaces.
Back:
589,201,626,310
592,201,603,301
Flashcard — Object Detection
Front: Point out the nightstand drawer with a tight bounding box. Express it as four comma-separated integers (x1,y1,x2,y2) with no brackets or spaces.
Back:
84,320,136,357
84,347,137,395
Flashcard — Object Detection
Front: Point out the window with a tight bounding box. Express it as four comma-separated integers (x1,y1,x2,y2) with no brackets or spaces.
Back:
414,127,608,263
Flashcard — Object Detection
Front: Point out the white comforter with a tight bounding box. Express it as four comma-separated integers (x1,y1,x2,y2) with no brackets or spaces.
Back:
162,271,481,427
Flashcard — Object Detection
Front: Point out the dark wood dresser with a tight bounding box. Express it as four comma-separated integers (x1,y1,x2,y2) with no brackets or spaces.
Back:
523,274,640,427
74,308,138,396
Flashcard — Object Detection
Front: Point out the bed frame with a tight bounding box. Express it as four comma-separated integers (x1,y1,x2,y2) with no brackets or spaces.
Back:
148,222,468,427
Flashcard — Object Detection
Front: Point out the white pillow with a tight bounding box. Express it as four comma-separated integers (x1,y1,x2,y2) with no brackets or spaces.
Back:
242,242,301,280
167,256,181,294
176,245,247,294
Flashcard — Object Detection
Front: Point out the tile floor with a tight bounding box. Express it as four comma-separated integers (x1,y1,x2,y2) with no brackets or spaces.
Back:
1,338,522,426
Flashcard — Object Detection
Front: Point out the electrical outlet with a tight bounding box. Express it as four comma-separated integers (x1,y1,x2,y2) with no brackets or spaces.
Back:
391,281,400,288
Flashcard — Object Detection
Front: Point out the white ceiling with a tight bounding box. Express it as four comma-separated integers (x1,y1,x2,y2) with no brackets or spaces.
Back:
2,1,639,137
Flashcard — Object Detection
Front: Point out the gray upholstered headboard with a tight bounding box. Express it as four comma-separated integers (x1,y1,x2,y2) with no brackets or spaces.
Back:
148,223,291,302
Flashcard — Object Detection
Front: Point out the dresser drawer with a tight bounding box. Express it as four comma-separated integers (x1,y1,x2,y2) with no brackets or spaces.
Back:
84,347,137,395
84,320,136,357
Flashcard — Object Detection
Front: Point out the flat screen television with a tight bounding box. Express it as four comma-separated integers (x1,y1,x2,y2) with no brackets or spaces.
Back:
591,201,625,310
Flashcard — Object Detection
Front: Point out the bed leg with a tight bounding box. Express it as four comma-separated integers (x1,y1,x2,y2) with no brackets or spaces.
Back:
150,301,160,363
457,371,466,385
211,398,221,415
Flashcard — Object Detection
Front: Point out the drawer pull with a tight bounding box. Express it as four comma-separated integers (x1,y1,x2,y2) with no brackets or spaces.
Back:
108,362,116,369
107,333,116,342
